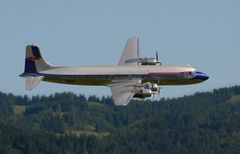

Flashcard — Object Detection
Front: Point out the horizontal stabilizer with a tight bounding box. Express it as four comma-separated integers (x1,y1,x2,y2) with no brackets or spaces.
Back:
25,76,44,90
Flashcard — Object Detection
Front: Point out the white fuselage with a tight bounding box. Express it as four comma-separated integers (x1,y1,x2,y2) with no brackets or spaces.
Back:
40,65,201,86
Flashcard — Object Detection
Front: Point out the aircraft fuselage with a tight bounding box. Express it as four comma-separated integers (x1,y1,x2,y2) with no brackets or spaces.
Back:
39,65,208,86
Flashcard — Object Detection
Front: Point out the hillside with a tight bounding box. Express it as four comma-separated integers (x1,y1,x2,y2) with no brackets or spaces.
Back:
0,86,240,154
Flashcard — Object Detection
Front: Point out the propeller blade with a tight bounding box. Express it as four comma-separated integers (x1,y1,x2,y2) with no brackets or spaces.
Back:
158,87,161,96
156,51,159,61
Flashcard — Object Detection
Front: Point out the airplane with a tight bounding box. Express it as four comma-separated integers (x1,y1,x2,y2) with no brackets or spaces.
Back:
20,37,209,106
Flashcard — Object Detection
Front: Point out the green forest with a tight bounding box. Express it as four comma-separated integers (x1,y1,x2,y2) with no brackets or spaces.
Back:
0,86,240,154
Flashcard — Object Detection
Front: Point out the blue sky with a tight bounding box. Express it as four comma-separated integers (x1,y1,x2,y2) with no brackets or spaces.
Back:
0,0,239,98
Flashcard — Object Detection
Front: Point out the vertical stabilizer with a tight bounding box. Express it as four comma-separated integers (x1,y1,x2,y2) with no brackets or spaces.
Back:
22,45,54,75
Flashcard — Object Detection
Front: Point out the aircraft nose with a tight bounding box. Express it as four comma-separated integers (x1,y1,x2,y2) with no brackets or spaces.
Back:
194,71,209,81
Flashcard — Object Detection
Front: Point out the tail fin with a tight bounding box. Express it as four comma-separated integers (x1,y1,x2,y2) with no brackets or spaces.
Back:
21,45,54,75
20,45,54,90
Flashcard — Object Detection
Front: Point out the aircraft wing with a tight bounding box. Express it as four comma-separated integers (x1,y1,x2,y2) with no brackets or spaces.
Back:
109,80,140,106
118,37,139,65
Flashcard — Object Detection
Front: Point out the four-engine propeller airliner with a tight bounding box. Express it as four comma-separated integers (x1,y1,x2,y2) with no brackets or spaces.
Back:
20,37,209,105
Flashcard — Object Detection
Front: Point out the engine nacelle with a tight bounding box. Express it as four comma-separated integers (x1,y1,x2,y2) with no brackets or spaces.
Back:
143,82,159,92
133,89,152,99
151,83,159,92
140,57,160,65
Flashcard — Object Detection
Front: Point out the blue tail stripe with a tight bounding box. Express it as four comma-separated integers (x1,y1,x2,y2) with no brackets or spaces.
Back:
24,59,38,73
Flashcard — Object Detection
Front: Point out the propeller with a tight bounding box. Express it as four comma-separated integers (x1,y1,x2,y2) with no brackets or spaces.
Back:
152,83,161,101
156,51,158,61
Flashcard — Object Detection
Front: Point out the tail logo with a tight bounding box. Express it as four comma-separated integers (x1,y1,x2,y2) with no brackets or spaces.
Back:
26,56,41,61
